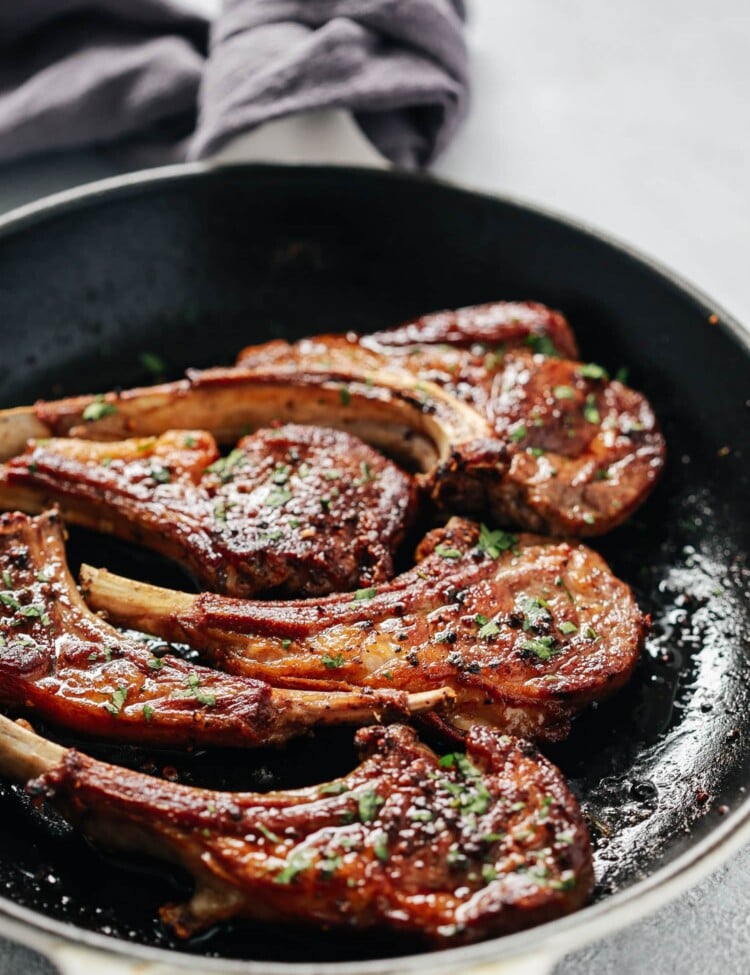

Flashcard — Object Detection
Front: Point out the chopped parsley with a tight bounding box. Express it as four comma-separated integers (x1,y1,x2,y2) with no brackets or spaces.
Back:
274,850,315,885
478,524,518,559
435,544,462,559
320,781,348,796
525,333,559,357
321,653,345,669
352,586,377,602
558,620,578,635
518,596,551,631
357,461,377,484
510,424,527,443
373,834,389,862
185,672,216,706
527,446,546,457
440,753,492,815
19,605,44,619
82,396,117,422
476,615,500,640
339,385,351,406
207,448,247,483
521,636,558,660
105,685,128,717
257,823,282,844
2,571,12,588
0,593,20,610
358,789,384,823
264,486,293,508
140,352,166,376
150,466,171,484
578,362,609,381
553,385,575,400
583,393,600,425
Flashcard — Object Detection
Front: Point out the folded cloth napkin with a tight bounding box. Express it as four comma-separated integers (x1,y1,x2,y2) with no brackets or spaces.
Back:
0,0,468,168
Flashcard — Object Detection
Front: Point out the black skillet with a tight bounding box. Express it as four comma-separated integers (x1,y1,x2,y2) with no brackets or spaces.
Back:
0,164,747,975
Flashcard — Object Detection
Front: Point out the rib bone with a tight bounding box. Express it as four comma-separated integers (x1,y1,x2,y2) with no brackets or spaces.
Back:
82,517,647,743
0,511,450,747
0,715,594,944
0,301,664,536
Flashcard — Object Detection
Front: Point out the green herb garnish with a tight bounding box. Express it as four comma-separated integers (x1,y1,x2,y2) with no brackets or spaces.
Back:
352,587,377,602
521,636,558,660
105,685,128,717
478,524,518,559
82,396,117,422
578,362,609,381
435,544,462,559
264,487,293,508
583,394,600,425
518,596,551,631
358,789,384,823
140,352,166,376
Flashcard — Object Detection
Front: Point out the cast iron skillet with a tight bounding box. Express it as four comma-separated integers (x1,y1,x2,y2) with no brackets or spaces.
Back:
0,164,748,974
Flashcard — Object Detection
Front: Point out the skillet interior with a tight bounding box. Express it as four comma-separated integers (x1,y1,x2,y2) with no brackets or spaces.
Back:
0,165,747,964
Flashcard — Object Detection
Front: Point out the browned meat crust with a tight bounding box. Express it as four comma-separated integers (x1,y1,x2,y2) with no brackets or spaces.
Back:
23,300,663,537
366,300,579,357
0,424,416,598
0,717,593,943
0,511,449,747
82,517,647,743
233,333,664,535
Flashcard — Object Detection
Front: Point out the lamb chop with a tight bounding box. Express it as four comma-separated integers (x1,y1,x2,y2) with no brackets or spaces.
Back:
0,301,664,536
0,424,415,599
82,517,646,743
0,510,449,748
0,715,594,943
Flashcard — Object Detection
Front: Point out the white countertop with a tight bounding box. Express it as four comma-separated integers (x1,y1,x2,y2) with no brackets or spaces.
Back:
0,1,748,972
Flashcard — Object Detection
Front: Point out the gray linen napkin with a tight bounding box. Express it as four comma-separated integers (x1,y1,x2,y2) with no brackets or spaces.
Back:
0,0,468,168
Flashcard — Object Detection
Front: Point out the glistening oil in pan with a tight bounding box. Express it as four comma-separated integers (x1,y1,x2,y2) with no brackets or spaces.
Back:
1,412,749,963
0,165,748,963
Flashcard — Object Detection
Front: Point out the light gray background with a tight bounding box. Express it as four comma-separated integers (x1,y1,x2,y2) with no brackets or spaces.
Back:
0,1,748,972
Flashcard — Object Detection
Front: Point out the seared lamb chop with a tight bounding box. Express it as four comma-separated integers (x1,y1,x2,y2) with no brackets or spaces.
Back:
0,511,449,747
366,300,579,356
0,716,594,943
82,518,646,743
0,301,663,536
0,424,416,598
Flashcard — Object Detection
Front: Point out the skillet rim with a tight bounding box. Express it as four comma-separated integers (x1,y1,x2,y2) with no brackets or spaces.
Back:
0,160,747,973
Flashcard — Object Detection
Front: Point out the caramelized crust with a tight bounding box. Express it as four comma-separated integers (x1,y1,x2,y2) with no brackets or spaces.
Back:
17,300,664,537
0,424,416,597
367,300,579,356
0,512,448,747
83,518,647,743
1,718,593,943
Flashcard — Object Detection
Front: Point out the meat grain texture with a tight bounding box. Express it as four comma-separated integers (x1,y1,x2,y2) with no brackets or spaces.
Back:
0,424,416,597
